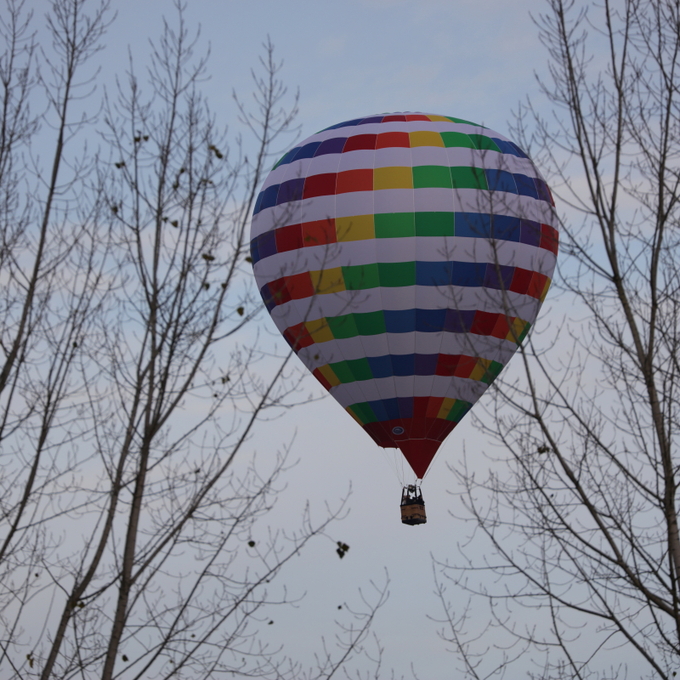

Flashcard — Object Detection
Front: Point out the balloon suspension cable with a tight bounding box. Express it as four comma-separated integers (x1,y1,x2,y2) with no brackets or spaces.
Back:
400,483,427,526
380,445,415,488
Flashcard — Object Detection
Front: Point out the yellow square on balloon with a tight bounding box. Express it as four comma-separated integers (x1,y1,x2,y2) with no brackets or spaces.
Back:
309,267,345,294
437,397,456,420
469,358,492,382
335,215,375,242
305,318,334,344
409,131,444,147
506,317,527,344
374,166,413,190
317,363,341,387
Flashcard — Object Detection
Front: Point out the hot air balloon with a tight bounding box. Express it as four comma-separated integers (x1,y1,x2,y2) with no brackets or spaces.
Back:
250,112,558,524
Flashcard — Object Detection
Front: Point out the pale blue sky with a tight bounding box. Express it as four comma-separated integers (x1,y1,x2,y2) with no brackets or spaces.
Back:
104,0,549,139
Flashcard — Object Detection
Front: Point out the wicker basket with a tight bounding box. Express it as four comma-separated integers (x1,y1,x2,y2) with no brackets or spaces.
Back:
400,485,427,525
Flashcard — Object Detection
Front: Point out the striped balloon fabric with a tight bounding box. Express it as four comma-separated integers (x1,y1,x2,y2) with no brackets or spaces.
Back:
250,113,558,479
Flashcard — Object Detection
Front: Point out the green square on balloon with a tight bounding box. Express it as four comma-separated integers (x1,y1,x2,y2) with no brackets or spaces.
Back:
349,402,377,424
415,212,454,236
330,360,354,384
446,399,471,422
413,165,453,189
481,361,504,384
327,314,359,339
378,262,416,287
354,310,386,335
440,131,476,148
468,134,502,152
346,357,372,382
342,263,380,290
374,212,415,238
450,166,488,190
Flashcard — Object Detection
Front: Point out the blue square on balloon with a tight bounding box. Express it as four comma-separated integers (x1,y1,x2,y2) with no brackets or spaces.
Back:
257,230,277,259
259,184,280,212
451,261,485,287
249,237,260,264
492,139,526,157
485,169,516,193
455,212,491,239
416,308,446,332
514,173,539,199
492,215,520,242
416,261,452,286
391,354,415,376
384,309,415,333
376,398,401,421
291,142,321,161
367,355,393,379
368,399,390,422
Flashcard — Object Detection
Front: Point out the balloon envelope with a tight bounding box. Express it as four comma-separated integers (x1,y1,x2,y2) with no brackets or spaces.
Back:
250,113,558,478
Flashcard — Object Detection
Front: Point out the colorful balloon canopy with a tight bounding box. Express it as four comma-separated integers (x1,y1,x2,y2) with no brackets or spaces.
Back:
250,112,558,479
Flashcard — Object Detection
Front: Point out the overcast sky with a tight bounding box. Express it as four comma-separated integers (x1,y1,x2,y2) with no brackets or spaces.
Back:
32,1,578,676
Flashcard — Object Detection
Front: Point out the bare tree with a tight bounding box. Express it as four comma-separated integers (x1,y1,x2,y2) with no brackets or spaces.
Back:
434,1,680,678
0,1,387,678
